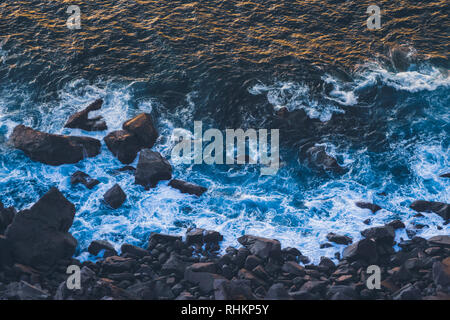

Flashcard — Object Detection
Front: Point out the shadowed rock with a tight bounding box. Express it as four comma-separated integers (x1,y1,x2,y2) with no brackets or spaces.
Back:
0,201,16,234
10,125,101,165
103,184,126,209
169,179,207,197
64,99,107,131
70,171,100,189
410,200,449,221
305,146,346,174
104,130,141,164
5,188,77,270
135,149,172,189
214,279,255,300
439,173,450,178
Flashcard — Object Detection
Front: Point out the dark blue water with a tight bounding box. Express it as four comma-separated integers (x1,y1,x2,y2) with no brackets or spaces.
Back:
0,1,448,261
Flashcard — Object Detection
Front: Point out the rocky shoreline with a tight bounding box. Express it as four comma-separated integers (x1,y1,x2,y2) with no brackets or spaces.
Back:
0,187,449,300
0,100,449,300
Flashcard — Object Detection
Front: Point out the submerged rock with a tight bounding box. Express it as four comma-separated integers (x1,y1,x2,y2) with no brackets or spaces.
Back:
5,188,77,270
70,171,100,189
355,201,382,213
390,46,413,72
169,179,207,197
64,99,107,131
134,149,172,189
305,146,345,174
103,184,127,209
10,125,101,165
410,200,449,221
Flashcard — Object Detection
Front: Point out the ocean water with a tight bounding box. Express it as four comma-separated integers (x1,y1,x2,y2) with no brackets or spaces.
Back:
0,1,448,262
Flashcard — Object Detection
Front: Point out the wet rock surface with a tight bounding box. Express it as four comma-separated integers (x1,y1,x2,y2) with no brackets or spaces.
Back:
9,125,101,165
64,99,107,132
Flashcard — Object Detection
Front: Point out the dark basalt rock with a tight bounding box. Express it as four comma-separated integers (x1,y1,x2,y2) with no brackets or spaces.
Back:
387,219,406,230
432,259,450,287
214,279,255,300
326,232,352,245
0,235,13,268
121,243,149,258
0,201,16,234
103,184,126,209
237,235,282,260
305,146,346,174
10,125,101,165
439,173,450,178
265,283,290,300
5,280,50,300
135,149,172,189
355,201,382,213
343,238,378,264
88,240,117,256
186,228,205,245
104,130,141,164
169,179,207,197
393,283,421,300
64,99,107,131
70,171,100,189
361,225,395,245
122,113,158,148
410,200,449,221
5,188,77,270
428,235,450,248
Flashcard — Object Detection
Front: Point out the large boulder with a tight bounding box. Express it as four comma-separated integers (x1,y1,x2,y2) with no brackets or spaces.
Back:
0,201,16,234
168,179,207,197
410,200,449,221
103,184,127,209
305,146,345,174
104,113,159,164
9,125,101,165
237,235,281,260
104,130,141,164
134,149,172,189
342,238,378,264
122,113,158,148
64,99,107,131
5,188,77,270
361,225,395,245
